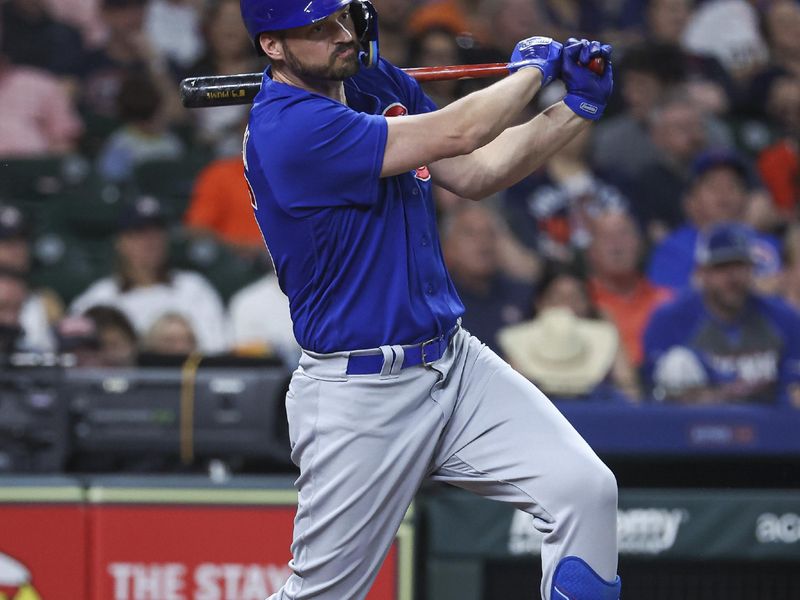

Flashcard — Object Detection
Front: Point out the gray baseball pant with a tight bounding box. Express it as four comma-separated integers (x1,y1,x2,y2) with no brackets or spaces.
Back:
269,327,618,600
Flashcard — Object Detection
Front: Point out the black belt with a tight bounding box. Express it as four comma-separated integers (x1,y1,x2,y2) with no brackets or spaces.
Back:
346,323,459,375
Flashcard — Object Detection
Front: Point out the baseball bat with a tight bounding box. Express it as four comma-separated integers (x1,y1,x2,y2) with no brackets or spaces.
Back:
180,57,605,109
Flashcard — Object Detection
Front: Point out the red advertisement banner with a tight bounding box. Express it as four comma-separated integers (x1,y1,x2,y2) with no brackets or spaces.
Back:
0,504,87,600
89,505,399,600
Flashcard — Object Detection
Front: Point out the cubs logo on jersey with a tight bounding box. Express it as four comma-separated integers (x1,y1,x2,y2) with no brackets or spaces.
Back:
381,103,431,182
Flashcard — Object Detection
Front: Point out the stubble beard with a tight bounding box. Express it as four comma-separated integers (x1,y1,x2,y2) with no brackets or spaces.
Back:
283,42,361,81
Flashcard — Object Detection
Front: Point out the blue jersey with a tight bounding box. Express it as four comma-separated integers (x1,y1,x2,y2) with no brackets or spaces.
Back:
243,59,464,353
642,290,800,404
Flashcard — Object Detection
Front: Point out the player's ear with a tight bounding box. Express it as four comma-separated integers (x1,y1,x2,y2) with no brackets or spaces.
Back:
259,32,284,61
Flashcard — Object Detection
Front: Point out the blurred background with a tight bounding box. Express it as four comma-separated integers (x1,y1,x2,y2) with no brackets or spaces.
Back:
0,0,799,598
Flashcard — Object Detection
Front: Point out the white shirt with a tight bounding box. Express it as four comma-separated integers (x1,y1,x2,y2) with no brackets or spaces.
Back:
228,275,299,366
19,293,56,353
683,0,769,75
144,0,205,68
71,270,229,354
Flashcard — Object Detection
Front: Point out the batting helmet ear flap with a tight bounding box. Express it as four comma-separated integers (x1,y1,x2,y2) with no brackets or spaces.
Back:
350,0,379,68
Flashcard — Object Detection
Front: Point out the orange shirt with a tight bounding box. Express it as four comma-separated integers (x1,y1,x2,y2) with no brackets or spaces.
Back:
184,156,263,248
589,277,672,366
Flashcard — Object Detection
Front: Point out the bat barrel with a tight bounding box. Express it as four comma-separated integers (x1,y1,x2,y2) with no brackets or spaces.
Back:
180,73,263,108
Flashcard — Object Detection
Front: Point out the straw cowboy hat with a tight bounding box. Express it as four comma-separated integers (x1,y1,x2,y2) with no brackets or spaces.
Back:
498,307,618,396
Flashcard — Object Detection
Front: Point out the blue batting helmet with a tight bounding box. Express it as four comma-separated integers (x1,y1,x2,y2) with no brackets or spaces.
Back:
240,0,379,67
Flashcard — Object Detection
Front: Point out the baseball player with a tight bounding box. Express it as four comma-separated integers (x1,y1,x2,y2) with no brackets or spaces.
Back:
238,1,619,598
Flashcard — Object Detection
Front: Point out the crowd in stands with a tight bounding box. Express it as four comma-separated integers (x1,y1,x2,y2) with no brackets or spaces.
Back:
1,0,799,407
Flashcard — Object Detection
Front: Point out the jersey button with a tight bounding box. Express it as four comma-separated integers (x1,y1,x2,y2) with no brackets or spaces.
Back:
412,188,419,196
426,284,434,295
421,235,429,247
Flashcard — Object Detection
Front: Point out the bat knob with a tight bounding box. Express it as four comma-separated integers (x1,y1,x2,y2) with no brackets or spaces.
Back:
588,57,605,76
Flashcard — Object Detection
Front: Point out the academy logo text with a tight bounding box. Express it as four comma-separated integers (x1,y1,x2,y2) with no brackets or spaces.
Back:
508,507,688,556
617,508,688,554
107,562,291,600
756,513,800,544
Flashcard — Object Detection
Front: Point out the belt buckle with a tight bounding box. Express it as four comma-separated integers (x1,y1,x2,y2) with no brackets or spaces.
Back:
420,334,441,367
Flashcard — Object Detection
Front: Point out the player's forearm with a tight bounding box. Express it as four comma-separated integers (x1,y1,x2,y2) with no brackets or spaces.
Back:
382,69,543,177
458,102,589,199
437,68,544,154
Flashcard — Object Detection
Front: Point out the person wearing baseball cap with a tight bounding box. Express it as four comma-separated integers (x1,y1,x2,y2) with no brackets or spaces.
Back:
647,147,782,292
70,196,229,354
0,205,60,353
643,222,800,404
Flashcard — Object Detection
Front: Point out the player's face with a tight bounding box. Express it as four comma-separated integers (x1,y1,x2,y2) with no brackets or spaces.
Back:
700,261,753,316
280,7,361,81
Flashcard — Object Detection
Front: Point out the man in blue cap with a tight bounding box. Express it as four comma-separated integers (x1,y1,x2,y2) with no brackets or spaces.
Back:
644,222,800,404
647,148,782,292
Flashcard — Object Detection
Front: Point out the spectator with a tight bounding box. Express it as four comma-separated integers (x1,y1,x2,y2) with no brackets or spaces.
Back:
408,26,463,107
44,0,106,48
587,210,672,368
141,312,198,356
183,153,263,255
541,0,646,49
84,305,138,366
645,0,734,116
80,0,181,126
441,204,533,356
499,265,639,401
407,0,493,49
70,195,229,353
590,42,688,179
144,0,205,73
0,269,29,355
682,0,769,84
498,306,624,401
761,0,800,80
781,225,800,312
647,148,782,292
630,91,708,242
481,0,550,55
756,74,800,217
504,126,630,263
228,271,299,366
643,223,800,404
55,314,104,366
185,0,261,157
0,0,85,78
0,205,60,352
374,0,415,65
0,51,83,157
96,71,185,182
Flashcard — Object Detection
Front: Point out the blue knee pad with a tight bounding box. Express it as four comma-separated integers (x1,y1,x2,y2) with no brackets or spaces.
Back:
551,556,621,600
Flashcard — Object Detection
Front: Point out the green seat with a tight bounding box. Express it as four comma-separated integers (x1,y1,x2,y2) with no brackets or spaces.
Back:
132,158,208,222
0,156,66,200
31,233,113,306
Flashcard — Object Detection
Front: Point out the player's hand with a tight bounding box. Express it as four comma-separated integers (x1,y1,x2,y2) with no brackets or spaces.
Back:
508,36,563,87
561,38,613,120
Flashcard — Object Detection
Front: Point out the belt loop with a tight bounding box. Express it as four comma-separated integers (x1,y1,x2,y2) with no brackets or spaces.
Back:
389,345,405,376
379,346,395,378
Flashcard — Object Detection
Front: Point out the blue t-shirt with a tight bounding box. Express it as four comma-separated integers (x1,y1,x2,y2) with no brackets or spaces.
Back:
243,59,464,353
642,290,800,404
